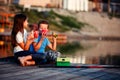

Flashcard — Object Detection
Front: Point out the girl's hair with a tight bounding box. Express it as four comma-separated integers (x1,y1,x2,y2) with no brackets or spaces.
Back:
38,20,49,29
11,13,27,47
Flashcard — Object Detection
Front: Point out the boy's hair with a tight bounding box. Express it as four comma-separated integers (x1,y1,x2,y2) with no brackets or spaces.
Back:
38,20,49,28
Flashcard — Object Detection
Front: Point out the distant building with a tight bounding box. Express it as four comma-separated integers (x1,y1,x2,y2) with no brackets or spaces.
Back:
63,0,88,11
0,0,14,13
0,0,13,5
12,0,120,13
13,0,89,11
13,0,63,8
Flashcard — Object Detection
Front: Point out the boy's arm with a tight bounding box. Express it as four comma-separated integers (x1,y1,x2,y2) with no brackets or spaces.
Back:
47,36,57,51
52,37,57,51
33,37,44,51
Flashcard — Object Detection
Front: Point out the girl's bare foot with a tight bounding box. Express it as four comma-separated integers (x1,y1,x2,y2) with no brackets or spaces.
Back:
18,57,26,66
25,61,35,66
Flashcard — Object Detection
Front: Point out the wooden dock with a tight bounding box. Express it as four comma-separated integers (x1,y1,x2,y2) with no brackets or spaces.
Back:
0,57,120,80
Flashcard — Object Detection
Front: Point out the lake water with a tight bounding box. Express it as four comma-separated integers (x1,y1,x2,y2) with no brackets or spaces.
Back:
0,36,120,65
64,40,120,65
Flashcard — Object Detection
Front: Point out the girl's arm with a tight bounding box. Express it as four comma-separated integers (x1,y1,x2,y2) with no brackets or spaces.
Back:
24,38,33,50
17,32,34,50
17,41,32,51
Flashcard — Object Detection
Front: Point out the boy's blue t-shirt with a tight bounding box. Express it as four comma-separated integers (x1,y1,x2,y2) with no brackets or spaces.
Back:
33,36,50,53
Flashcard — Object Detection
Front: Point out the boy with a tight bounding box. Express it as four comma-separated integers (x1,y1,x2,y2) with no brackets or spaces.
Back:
32,20,58,64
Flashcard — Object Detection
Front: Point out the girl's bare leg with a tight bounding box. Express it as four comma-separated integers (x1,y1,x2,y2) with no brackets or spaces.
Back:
25,60,35,66
18,56,26,66
18,55,33,66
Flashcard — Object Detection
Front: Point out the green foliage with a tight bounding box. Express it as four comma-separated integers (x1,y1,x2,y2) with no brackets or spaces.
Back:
49,20,70,32
14,4,23,11
22,10,41,23
14,5,86,32
57,42,84,54
50,10,85,29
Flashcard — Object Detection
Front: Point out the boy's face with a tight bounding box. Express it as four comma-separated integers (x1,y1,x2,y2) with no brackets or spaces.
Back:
39,23,48,35
39,24,48,30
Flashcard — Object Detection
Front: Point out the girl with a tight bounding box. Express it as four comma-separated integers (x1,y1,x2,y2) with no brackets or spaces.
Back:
11,13,35,66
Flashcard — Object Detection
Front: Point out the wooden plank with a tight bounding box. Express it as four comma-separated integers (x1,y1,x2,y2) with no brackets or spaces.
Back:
104,69,120,74
0,64,19,73
0,65,39,75
40,68,85,80
0,68,47,80
68,68,120,80
0,67,43,78
93,69,120,80
25,69,63,80
57,68,105,80
22,68,67,80
93,73,120,80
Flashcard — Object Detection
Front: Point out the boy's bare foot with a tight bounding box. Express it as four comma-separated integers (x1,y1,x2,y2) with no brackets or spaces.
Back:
18,57,26,66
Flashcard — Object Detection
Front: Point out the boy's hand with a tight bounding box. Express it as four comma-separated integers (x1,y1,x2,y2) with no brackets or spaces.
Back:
52,32,57,42
41,32,46,39
39,29,48,36
52,32,58,38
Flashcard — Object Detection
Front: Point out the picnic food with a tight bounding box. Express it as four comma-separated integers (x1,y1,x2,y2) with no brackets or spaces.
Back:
34,31,39,38
39,29,48,36
42,29,48,34
52,32,58,38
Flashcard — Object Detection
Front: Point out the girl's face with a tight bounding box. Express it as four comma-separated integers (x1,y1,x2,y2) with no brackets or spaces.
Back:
23,19,28,28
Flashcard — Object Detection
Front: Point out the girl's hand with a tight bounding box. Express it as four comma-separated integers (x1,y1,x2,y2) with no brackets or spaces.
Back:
27,31,34,41
34,31,39,38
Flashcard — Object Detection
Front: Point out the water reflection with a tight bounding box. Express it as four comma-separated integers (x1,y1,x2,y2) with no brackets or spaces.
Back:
58,40,120,65
0,36,120,65
0,41,13,58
